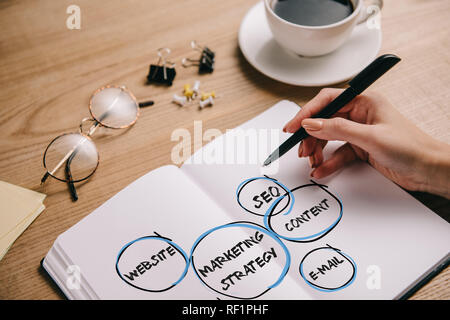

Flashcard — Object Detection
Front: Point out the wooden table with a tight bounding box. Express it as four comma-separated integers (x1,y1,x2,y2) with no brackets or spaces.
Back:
0,0,448,300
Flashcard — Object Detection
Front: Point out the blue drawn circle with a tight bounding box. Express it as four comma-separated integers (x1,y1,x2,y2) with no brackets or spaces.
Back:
299,246,357,292
189,221,291,299
115,236,189,292
263,182,343,242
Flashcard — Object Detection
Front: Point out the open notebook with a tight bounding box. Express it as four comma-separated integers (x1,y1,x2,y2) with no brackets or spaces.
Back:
42,100,450,300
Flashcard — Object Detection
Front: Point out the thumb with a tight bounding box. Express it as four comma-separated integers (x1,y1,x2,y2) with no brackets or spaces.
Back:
301,118,373,149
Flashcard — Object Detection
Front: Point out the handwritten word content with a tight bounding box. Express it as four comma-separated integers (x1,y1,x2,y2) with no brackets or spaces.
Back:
300,245,357,291
191,223,289,299
285,199,330,232
237,177,290,217
116,236,188,292
266,183,342,242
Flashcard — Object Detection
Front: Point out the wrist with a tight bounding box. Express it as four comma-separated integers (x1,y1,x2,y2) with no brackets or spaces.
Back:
421,141,450,198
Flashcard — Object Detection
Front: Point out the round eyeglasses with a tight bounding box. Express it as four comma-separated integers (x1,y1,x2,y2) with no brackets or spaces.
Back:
41,85,153,201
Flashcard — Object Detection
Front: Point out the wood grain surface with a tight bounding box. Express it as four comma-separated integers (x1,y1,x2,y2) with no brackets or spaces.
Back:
0,0,449,299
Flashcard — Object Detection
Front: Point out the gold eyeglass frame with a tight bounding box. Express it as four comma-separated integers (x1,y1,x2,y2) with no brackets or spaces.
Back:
41,84,152,201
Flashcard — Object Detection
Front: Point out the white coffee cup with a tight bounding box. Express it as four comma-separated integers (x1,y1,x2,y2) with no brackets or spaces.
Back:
265,0,383,57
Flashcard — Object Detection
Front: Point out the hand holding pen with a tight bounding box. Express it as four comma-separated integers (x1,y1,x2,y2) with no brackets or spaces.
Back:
282,88,450,199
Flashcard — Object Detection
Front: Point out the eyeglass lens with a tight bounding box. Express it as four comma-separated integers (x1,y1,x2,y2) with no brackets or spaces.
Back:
44,133,99,182
90,86,139,128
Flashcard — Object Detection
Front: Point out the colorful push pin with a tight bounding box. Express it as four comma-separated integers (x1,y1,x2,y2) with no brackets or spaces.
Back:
199,96,214,109
183,84,194,100
201,91,216,101
172,94,188,107
147,48,176,86
192,80,200,98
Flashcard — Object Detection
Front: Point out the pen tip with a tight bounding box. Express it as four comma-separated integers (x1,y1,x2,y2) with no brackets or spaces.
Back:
263,159,271,167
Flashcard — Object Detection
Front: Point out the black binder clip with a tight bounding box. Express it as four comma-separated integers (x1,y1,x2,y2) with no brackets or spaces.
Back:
182,41,215,74
147,48,176,86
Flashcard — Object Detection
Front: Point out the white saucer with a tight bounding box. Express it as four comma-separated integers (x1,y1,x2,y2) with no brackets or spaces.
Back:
238,1,382,86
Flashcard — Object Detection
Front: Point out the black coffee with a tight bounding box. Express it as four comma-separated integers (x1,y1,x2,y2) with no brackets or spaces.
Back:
273,0,354,27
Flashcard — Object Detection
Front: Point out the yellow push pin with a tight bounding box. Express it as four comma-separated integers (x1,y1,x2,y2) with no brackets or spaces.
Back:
183,84,194,100
201,91,216,101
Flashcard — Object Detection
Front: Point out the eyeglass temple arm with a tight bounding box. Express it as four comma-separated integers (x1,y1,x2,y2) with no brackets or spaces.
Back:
138,100,154,108
65,150,78,202
41,171,50,184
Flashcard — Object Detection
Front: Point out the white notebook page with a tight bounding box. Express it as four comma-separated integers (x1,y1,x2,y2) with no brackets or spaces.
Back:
181,100,450,299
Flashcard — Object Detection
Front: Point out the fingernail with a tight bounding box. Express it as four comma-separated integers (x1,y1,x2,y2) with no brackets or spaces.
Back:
302,119,323,131
298,145,303,157
310,169,316,177
285,123,296,133
282,125,287,133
